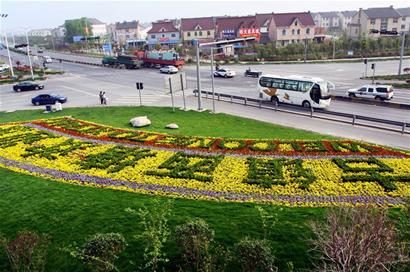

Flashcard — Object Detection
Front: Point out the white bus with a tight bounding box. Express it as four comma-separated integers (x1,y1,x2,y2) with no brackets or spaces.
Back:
257,74,334,108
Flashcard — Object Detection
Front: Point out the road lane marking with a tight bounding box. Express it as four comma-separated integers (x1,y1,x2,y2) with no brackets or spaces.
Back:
60,85,99,97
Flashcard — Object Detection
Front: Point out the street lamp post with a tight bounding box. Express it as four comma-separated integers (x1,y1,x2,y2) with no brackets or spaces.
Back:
25,31,35,80
195,41,202,110
210,47,215,113
398,32,406,76
4,32,15,78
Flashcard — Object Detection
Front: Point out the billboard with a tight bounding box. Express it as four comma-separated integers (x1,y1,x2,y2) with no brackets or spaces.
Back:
221,29,235,38
238,28,260,41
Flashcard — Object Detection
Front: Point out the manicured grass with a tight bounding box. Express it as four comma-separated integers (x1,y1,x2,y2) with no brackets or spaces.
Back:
0,167,322,271
362,74,410,81
0,106,335,140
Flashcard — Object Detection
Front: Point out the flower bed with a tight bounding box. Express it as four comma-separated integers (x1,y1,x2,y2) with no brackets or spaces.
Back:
1,120,409,207
29,117,408,158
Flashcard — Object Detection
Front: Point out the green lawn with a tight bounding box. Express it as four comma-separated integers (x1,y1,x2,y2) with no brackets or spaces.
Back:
0,106,334,271
0,106,335,140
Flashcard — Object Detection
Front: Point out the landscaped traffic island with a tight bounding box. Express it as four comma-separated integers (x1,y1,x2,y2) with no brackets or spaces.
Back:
1,116,409,207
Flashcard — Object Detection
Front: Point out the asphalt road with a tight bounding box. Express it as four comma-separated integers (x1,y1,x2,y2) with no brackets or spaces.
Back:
1,49,409,124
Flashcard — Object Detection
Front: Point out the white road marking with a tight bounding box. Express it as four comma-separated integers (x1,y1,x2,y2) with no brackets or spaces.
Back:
61,85,99,97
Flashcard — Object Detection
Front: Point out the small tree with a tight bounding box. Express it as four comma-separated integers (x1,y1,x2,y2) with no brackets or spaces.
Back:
127,199,172,271
175,218,215,271
310,206,409,272
0,230,50,272
255,205,282,240
74,233,126,272
234,238,275,272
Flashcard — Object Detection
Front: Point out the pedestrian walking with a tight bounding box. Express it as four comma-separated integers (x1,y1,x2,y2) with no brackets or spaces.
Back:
102,92,107,105
99,91,103,105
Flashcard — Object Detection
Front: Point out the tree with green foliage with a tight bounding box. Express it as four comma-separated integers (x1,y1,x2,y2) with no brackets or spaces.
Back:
64,17,93,43
234,238,275,272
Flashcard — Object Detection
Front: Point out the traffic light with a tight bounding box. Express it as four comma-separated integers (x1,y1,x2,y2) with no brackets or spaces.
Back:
364,59,368,64
136,82,143,90
14,43,28,49
371,63,375,69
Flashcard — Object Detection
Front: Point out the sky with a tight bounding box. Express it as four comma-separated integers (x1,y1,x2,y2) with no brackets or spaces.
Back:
1,0,409,32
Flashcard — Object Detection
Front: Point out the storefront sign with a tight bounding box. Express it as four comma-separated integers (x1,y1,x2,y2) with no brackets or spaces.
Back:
222,29,235,38
239,28,260,41
159,37,170,42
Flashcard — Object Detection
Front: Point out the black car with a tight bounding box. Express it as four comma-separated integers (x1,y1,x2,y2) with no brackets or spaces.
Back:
32,94,67,106
13,81,44,92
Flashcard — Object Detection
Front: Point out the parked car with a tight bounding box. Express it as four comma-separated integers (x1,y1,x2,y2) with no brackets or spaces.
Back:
244,68,262,78
32,94,67,105
154,64,162,69
159,65,178,74
346,85,394,101
214,68,236,78
0,64,10,72
37,49,43,54
43,56,52,63
13,81,44,92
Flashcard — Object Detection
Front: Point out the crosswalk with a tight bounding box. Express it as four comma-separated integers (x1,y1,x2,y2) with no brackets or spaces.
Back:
110,91,186,106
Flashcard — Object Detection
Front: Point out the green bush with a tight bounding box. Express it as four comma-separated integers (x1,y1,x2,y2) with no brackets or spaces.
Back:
75,233,126,272
234,238,275,272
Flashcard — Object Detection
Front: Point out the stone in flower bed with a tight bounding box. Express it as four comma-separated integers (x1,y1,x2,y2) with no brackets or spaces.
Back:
130,116,151,127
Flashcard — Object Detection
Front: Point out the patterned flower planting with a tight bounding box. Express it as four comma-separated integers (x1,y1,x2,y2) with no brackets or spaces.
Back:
0,118,409,207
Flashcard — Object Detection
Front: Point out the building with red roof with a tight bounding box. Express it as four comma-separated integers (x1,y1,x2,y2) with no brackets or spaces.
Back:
215,16,260,41
271,12,315,46
256,13,275,43
147,20,181,49
181,17,215,45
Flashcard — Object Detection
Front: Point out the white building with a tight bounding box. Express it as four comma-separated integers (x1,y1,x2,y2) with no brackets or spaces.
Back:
340,11,356,30
28,29,52,37
87,18,107,37
397,7,410,33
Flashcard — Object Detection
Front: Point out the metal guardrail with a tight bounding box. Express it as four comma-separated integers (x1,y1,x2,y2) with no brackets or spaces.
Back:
193,90,410,134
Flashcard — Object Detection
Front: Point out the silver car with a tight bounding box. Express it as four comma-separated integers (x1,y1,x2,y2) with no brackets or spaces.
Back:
346,85,393,101
159,65,178,74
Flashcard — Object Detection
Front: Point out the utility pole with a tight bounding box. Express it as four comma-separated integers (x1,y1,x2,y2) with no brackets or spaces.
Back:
304,38,307,63
11,32,15,47
332,35,336,60
195,41,202,110
25,31,35,80
398,32,406,76
4,32,15,78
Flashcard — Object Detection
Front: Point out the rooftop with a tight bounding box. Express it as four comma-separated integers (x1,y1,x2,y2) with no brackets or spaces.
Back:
362,6,401,18
273,12,315,27
396,7,410,17
116,20,139,30
147,20,178,33
181,17,214,31
87,18,105,25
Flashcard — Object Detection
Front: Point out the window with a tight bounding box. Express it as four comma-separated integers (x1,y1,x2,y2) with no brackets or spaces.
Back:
376,87,387,93
393,18,398,23
162,34,165,38
171,33,176,37
370,19,376,24
297,29,300,35
271,78,285,88
282,29,286,35
194,31,197,36
381,18,387,30
358,87,367,92
199,31,202,36
292,29,295,35
402,25,405,29
187,32,191,37
151,34,156,39
207,31,211,35
295,21,298,26
367,88,374,93
392,28,397,32
306,28,310,34
284,80,298,91
298,81,313,92
403,17,406,21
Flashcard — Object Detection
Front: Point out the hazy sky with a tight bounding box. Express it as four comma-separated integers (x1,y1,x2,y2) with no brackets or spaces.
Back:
1,0,409,32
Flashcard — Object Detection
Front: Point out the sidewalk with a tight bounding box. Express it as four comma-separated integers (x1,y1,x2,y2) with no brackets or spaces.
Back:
156,94,410,150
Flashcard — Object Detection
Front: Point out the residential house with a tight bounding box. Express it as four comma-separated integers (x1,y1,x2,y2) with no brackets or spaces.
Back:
87,18,107,37
340,11,356,30
348,6,401,38
216,16,260,41
147,20,180,49
397,7,410,33
114,20,142,45
313,12,341,30
271,12,315,47
256,13,275,44
28,29,52,37
181,17,215,45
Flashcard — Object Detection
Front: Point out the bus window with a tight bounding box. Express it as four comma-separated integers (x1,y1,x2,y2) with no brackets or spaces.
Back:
310,84,321,103
298,81,313,92
271,78,285,89
259,77,271,87
284,80,298,91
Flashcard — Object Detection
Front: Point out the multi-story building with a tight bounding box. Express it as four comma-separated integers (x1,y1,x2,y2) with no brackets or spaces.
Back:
216,16,260,41
271,12,315,46
114,20,142,45
313,12,340,30
255,13,275,44
348,6,401,38
180,17,215,45
397,7,410,33
87,18,107,37
147,20,180,49
340,11,356,30
28,29,52,37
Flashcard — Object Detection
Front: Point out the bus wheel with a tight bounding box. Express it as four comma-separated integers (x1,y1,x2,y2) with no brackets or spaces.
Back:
271,96,279,105
302,101,311,108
